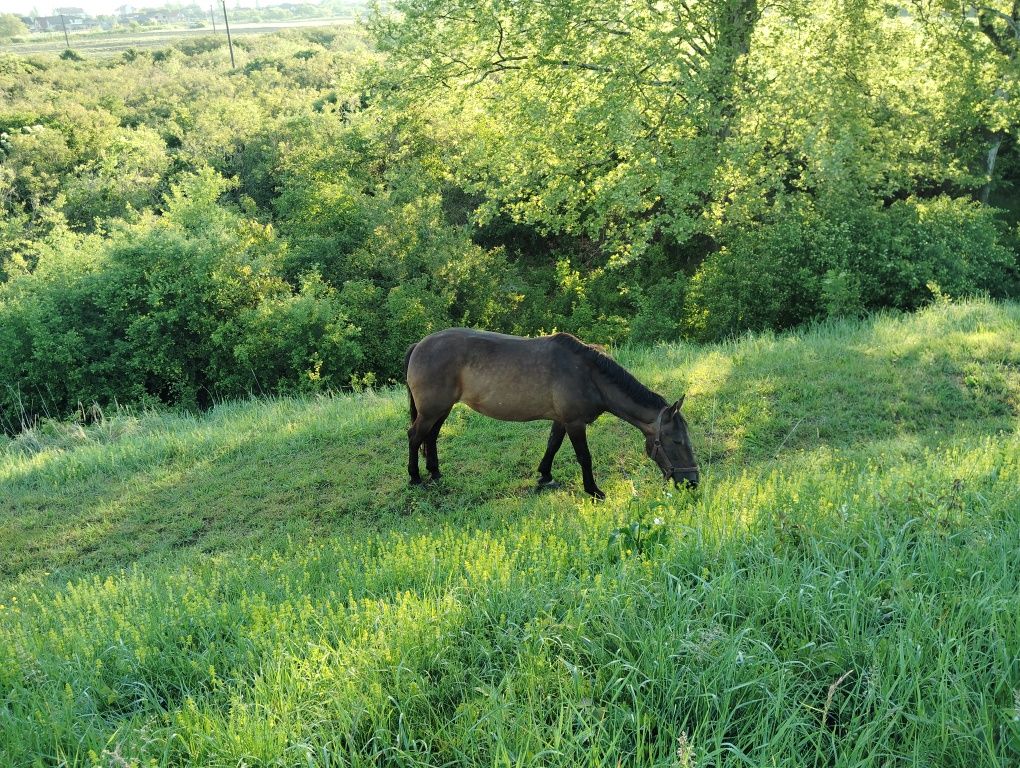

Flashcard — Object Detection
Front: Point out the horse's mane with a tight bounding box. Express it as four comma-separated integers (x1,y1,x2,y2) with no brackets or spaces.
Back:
552,333,666,410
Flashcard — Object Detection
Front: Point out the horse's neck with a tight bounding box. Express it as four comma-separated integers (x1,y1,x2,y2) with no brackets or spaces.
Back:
591,367,661,434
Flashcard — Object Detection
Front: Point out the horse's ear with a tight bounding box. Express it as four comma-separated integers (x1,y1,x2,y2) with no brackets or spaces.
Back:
673,394,685,411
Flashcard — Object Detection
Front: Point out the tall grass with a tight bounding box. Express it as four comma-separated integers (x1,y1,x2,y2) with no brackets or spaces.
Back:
2,299,1019,766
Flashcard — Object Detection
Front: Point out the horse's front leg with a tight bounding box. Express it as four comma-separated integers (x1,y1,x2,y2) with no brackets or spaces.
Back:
566,424,605,500
537,421,566,486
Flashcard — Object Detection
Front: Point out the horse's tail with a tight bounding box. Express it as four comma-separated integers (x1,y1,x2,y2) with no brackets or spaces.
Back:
404,343,418,425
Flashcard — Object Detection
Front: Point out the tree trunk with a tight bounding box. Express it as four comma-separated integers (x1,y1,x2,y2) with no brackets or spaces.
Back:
980,131,1005,204
708,0,759,143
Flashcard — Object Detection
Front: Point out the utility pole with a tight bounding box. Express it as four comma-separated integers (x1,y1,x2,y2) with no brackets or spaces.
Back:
221,0,235,69
59,13,70,49
210,4,216,32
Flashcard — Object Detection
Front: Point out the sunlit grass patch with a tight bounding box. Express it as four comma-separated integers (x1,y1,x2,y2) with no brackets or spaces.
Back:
2,299,1019,766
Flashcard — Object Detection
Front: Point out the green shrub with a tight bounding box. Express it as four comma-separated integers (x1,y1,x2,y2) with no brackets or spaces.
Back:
686,195,1018,340
274,176,370,285
173,36,224,56
631,273,689,344
866,196,1019,307
0,226,112,428
61,125,171,229
211,272,363,396
686,207,821,340
0,169,372,421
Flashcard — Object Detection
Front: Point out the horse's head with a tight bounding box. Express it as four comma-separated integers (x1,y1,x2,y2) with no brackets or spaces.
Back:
646,396,699,488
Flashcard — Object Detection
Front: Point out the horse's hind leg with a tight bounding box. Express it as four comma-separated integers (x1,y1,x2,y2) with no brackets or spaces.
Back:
408,420,426,485
408,407,451,486
537,421,566,486
406,361,458,486
424,409,451,481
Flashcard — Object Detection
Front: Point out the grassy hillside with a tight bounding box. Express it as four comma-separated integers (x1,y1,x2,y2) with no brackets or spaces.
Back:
1,299,1019,766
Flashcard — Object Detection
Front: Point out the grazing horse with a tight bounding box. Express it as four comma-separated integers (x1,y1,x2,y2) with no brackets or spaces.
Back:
404,328,698,499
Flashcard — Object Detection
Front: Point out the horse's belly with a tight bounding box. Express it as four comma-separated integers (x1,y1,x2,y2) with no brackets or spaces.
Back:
462,396,554,422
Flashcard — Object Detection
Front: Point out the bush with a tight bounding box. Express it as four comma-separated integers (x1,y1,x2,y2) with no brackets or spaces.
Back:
0,170,372,421
173,36,224,56
631,273,689,345
211,272,363,396
274,175,370,285
866,196,1019,307
685,195,1019,340
61,125,171,229
685,206,821,340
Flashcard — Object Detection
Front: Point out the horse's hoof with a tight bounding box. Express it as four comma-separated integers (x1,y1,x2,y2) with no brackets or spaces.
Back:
587,488,606,501
409,477,423,487
428,473,443,483
536,479,561,491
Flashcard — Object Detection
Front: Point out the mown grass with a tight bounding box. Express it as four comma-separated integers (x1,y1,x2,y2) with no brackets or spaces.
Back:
1,299,1019,766
2,18,356,57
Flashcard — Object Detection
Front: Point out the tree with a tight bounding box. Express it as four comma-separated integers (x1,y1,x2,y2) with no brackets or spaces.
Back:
368,0,760,260
0,13,28,40
911,1,1020,202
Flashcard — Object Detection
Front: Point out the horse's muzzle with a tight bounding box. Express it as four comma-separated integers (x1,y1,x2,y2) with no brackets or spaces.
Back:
671,470,699,489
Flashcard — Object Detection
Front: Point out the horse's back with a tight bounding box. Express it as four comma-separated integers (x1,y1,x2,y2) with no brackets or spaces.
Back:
406,329,588,422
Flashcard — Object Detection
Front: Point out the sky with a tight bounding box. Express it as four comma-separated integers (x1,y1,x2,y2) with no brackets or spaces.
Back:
1,0,265,17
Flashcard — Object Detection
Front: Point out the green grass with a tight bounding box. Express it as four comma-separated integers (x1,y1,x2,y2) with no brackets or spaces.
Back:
1,299,1019,766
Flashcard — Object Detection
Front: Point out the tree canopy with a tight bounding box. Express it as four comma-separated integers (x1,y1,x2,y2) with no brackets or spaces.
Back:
1,6,1019,422
0,13,28,40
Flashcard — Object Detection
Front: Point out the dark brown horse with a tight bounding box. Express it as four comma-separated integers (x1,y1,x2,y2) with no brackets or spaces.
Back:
404,328,698,499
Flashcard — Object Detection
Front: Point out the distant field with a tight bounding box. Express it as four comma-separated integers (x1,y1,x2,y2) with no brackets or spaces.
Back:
0,17,356,56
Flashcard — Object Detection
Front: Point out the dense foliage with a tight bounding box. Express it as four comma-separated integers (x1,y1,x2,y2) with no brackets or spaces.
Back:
0,14,28,40
2,4,1020,422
